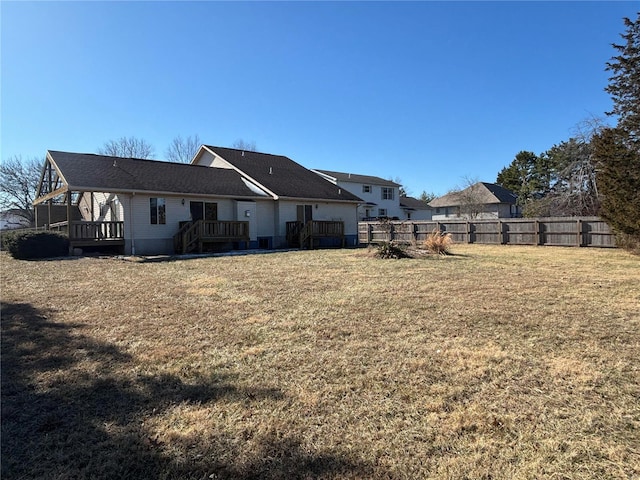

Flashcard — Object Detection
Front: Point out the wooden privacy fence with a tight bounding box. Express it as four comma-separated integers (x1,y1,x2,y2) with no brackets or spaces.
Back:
358,217,616,248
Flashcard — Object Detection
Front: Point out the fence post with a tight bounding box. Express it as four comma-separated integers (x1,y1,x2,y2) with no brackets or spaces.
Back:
535,220,541,245
577,218,583,247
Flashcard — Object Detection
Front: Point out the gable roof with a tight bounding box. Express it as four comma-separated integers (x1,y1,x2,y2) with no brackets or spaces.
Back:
429,182,518,207
313,169,400,187
44,151,268,198
400,196,431,210
204,146,362,202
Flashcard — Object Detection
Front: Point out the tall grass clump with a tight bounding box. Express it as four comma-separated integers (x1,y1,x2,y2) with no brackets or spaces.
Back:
424,228,453,255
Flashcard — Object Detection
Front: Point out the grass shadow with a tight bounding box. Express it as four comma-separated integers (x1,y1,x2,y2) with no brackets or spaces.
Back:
1,302,377,479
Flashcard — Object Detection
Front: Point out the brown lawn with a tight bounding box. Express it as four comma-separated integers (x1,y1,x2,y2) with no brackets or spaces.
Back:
1,245,639,479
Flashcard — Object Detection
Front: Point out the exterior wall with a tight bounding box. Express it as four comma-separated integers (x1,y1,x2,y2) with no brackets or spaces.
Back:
125,194,240,255
402,208,432,221
333,180,403,220
431,203,515,220
275,200,359,247
256,199,276,242
81,192,124,222
235,201,257,243
194,150,234,169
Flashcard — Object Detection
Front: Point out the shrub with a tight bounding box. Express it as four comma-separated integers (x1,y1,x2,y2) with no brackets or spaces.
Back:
375,241,410,259
5,231,69,259
424,228,453,255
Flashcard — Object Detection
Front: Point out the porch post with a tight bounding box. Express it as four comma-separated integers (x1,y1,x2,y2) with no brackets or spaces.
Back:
67,190,73,255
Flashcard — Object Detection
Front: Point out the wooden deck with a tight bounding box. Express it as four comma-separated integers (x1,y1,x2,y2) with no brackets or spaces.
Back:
49,221,125,248
173,220,250,254
286,220,345,248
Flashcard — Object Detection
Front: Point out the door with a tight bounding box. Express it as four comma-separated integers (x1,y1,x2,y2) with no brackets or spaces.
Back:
190,202,203,221
296,205,313,224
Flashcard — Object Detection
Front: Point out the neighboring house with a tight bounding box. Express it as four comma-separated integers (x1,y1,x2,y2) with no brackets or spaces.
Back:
0,209,32,230
429,182,520,220
33,147,362,255
312,170,403,220
399,196,432,220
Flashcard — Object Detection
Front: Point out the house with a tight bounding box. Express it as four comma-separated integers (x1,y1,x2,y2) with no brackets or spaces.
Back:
312,170,403,220
429,182,520,220
191,146,362,249
33,147,363,255
399,196,432,220
0,209,32,230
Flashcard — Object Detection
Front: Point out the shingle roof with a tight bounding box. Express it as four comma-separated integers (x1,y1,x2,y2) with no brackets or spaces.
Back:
429,182,518,207
47,151,266,198
314,169,400,187
205,147,362,202
400,196,431,210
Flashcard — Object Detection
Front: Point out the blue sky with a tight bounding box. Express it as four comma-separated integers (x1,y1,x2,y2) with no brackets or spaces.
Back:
1,1,636,196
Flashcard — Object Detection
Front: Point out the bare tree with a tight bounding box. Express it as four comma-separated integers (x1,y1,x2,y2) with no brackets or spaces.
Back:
165,134,201,163
389,176,408,197
0,155,43,225
232,139,257,152
98,136,155,159
449,176,489,219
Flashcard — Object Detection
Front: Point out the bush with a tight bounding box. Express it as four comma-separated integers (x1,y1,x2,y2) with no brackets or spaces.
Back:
375,241,410,259
4,231,69,259
424,228,453,255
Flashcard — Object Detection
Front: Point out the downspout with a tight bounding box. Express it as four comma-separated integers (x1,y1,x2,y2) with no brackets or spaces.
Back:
130,192,136,255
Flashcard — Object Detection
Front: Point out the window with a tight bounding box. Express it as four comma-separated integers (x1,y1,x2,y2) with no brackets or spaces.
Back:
150,198,166,224
362,185,372,193
378,208,387,217
382,187,394,200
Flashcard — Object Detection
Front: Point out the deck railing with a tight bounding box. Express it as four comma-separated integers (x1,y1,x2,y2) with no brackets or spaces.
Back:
49,220,124,240
173,220,250,254
286,220,345,248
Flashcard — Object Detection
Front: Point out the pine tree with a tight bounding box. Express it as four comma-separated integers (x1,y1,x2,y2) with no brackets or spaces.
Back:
598,14,640,251
605,14,640,148
593,128,640,250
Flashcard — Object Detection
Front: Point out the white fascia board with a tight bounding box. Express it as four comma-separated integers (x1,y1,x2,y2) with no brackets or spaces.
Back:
310,169,338,184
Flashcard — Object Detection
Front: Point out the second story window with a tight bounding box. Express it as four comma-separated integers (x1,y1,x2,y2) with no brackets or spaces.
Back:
362,185,372,193
382,187,394,200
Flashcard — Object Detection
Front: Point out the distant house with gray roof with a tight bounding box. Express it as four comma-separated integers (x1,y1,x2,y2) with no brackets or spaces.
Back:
429,182,520,220
399,196,432,220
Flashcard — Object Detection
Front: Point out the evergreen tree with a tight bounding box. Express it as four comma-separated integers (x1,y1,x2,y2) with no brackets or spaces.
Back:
593,128,640,250
598,14,640,251
606,14,640,148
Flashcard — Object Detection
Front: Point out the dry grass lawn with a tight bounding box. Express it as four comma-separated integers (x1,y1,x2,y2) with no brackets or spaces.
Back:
1,245,639,479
